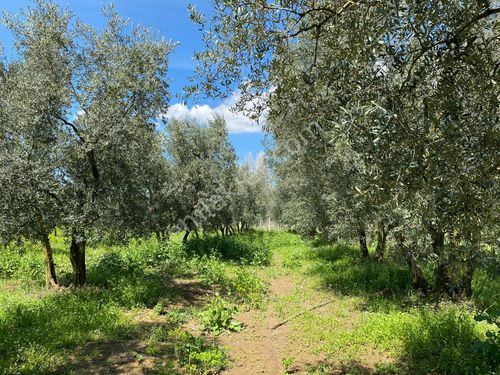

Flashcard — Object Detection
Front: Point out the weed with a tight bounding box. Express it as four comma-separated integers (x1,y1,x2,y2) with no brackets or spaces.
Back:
131,351,145,363
229,268,267,306
281,356,295,372
169,328,227,374
165,307,189,326
199,295,242,335
153,301,164,315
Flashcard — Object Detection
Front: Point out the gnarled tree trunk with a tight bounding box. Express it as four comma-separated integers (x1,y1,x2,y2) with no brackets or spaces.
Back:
374,225,387,261
42,233,58,289
431,229,450,296
358,227,369,258
461,259,474,298
396,233,430,293
70,233,86,287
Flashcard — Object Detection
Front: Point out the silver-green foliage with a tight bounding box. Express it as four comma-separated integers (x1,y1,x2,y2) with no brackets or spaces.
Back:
0,0,174,283
191,1,500,294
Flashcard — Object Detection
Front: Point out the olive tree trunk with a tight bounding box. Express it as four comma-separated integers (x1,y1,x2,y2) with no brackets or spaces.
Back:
396,233,430,293
431,229,450,296
374,225,387,261
358,227,369,258
70,234,86,287
42,233,58,289
182,230,190,244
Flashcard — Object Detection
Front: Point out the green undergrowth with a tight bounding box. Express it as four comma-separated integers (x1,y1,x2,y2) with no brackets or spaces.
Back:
0,289,132,374
272,237,500,375
184,232,272,265
199,294,242,335
0,231,272,374
1,230,498,374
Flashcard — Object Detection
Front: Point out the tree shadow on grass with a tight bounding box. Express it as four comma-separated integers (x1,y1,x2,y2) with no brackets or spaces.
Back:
0,274,215,374
306,242,413,308
303,243,499,374
301,359,385,374
184,234,272,265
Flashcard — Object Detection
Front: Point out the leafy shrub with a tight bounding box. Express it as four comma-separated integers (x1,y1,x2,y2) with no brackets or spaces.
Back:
229,268,267,306
169,328,227,374
199,295,241,335
185,236,271,265
472,310,500,374
401,306,488,374
194,255,228,286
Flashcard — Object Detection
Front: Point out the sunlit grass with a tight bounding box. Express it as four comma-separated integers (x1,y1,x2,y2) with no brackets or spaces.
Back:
1,230,498,374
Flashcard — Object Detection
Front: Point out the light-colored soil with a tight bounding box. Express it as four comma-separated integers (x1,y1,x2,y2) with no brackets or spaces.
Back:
218,273,330,374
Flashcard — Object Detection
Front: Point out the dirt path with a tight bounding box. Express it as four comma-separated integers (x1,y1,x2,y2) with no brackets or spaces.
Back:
218,273,329,374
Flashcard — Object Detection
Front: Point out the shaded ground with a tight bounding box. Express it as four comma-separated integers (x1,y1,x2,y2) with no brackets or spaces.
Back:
66,277,215,374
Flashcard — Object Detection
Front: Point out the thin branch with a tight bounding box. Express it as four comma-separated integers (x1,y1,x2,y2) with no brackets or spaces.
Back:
288,0,360,38
399,7,500,91
55,115,86,143
271,299,336,330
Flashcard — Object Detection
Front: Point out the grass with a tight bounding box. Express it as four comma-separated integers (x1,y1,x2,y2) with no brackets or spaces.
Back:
0,289,131,374
0,230,499,374
268,238,500,374
0,232,269,374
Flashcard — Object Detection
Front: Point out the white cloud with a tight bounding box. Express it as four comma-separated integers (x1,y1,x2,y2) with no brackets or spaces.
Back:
165,93,265,134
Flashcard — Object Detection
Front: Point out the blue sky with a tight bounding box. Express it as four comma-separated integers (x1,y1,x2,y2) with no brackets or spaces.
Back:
0,0,265,162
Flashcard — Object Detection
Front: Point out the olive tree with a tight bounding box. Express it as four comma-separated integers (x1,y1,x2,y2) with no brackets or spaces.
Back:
191,0,500,296
165,115,237,242
0,2,72,288
1,0,174,286
233,153,272,231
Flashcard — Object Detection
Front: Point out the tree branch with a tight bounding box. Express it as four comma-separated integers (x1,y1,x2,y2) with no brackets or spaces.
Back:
55,115,86,143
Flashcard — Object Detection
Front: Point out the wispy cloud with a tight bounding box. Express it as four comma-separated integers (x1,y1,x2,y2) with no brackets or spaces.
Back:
165,93,264,134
